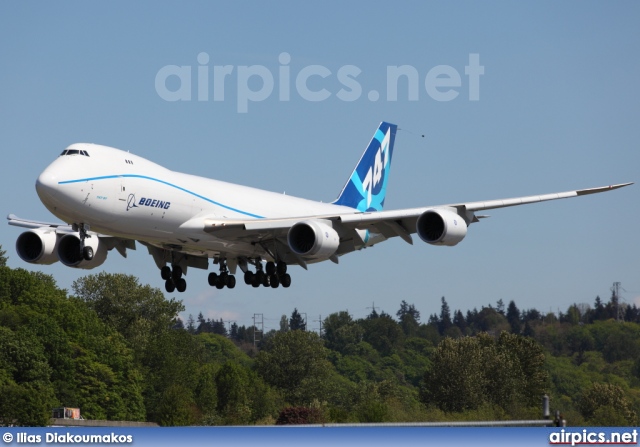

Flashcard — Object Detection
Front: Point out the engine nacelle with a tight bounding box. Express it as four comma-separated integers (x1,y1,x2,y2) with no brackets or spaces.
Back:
287,220,340,259
57,234,108,269
416,209,467,246
16,228,60,265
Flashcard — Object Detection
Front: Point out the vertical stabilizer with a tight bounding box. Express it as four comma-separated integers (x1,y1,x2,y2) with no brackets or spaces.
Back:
333,122,398,212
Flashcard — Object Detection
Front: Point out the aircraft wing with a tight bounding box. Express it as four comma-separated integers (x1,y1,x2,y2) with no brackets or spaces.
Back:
7,214,136,258
7,214,75,232
196,182,633,245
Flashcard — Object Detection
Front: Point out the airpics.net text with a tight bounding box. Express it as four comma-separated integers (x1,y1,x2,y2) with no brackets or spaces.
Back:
155,52,484,113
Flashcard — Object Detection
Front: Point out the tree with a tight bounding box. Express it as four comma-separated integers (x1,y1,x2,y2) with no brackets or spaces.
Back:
0,245,7,266
197,312,209,333
229,322,239,340
0,327,56,426
290,308,306,331
323,311,353,351
361,313,403,356
173,318,185,330
279,315,289,332
216,362,252,424
421,332,548,413
255,330,331,405
186,314,196,334
453,310,467,333
72,273,184,357
564,304,581,326
155,384,198,426
592,296,607,321
438,297,452,335
210,319,227,336
397,300,420,336
579,383,637,426
506,300,521,334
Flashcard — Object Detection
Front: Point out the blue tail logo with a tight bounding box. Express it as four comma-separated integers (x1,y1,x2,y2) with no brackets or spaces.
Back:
333,122,398,212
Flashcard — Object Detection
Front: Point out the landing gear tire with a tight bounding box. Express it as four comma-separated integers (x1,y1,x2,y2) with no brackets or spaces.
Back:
251,275,261,288
227,275,236,289
165,279,176,293
281,273,291,288
244,271,254,285
161,266,172,280
270,274,280,288
176,278,187,293
208,272,218,286
82,246,94,261
172,265,183,281
277,261,287,275
266,261,276,275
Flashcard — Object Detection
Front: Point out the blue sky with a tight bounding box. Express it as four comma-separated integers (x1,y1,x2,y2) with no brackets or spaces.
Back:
1,1,638,331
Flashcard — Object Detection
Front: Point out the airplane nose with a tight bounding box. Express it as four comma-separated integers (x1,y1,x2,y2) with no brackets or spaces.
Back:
35,169,58,200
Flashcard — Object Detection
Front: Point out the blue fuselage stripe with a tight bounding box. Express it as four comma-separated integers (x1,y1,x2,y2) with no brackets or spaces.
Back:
58,174,265,219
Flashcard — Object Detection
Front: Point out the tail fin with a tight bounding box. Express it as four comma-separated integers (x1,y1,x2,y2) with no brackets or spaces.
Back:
333,122,398,212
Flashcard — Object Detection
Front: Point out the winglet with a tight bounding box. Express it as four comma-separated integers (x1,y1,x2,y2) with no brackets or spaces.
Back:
575,182,634,196
333,122,398,212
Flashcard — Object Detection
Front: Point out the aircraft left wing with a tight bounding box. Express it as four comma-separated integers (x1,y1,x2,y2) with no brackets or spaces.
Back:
194,182,633,247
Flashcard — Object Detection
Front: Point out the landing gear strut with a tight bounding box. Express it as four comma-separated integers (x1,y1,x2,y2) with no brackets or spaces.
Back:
162,264,187,293
208,258,236,289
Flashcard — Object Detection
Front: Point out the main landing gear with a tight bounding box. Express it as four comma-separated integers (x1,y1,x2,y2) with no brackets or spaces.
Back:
161,265,187,293
243,260,291,289
160,258,292,293
208,259,236,289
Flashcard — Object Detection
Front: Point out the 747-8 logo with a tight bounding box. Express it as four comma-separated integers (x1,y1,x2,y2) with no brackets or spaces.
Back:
361,129,391,208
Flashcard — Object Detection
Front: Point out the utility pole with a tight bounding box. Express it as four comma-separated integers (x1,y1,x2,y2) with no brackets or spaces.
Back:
314,315,323,336
367,302,379,316
225,320,236,337
253,313,264,347
611,282,622,322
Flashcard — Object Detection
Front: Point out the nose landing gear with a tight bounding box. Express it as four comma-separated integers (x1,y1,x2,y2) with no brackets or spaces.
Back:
73,223,94,261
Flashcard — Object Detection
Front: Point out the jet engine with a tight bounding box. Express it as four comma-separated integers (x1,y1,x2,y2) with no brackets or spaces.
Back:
416,209,467,246
287,220,340,259
57,234,108,269
16,228,60,265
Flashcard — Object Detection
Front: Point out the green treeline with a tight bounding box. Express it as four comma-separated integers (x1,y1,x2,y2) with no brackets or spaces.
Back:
0,258,638,426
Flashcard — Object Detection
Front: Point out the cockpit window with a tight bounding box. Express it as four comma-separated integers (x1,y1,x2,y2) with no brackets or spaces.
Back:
60,149,90,157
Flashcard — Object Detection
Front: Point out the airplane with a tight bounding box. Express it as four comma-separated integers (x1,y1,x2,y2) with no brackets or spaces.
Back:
8,122,633,294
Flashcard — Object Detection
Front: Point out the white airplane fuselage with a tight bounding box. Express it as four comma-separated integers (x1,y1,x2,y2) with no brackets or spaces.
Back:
36,143,355,259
